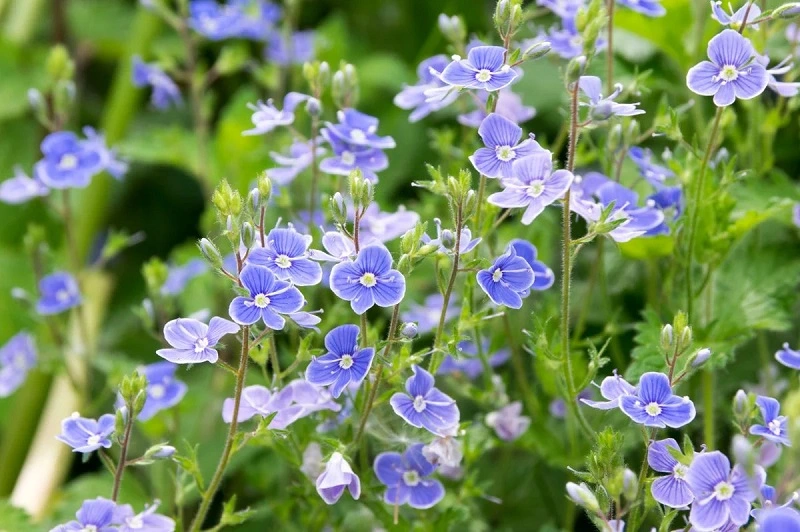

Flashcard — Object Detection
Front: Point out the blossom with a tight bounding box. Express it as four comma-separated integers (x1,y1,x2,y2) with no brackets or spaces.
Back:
686,29,768,107
319,129,389,183
581,371,635,410
131,56,182,110
458,88,535,128
305,324,375,398
309,230,356,262
134,362,188,421
267,140,326,186
51,497,117,532
394,55,459,122
488,151,574,224
617,0,665,16
776,342,800,370
324,109,396,150
188,0,280,41
0,166,48,204
228,264,305,328
578,76,645,120
401,294,460,334
648,438,695,508
316,452,361,504
56,412,115,453
266,30,315,66
486,401,530,441
114,501,175,532
0,332,36,397
243,92,310,136
537,0,584,19
619,372,696,428
156,316,239,364
438,340,509,379
355,203,420,246
374,443,445,509
629,146,675,186
35,131,102,189
469,113,542,178
329,246,406,314
751,485,800,522
509,239,555,292
711,1,761,29
36,272,82,315
476,245,535,309
422,427,463,468
749,396,790,446
422,218,481,255
545,17,606,59
161,259,207,296
754,507,800,532
81,126,128,180
247,227,322,286
222,380,340,428
686,451,765,530
757,55,800,97
440,46,517,91
390,365,459,436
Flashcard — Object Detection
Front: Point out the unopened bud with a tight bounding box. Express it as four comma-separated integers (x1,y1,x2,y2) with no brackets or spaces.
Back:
691,348,712,367
257,173,272,203
241,222,256,250
660,324,673,351
566,482,600,513
438,14,466,44
522,41,551,61
733,389,748,417
622,468,638,500
565,56,587,86
400,322,418,339
198,238,223,269
306,97,321,117
679,325,692,351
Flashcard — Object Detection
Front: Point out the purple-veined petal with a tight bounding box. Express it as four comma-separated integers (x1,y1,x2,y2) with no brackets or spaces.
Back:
732,63,768,99
372,270,406,307
206,317,240,344
305,353,343,386
648,438,680,473
708,29,754,68
239,264,277,296
374,452,404,485
260,307,287,330
687,61,722,96
407,365,435,396
687,451,731,497
478,113,522,148
637,372,672,404
408,480,445,509
384,485,411,506
228,297,261,325
713,82,737,106
776,343,800,369
440,60,479,87
652,475,694,508
579,76,603,102
469,147,507,178
324,324,360,356
483,69,517,91
657,395,696,428
467,46,506,71
690,498,730,531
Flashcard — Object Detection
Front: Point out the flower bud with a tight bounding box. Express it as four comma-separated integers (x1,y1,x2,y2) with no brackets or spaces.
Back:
522,41,551,61
440,229,456,250
607,123,623,152
622,468,638,500
660,324,674,351
198,238,223,269
46,44,75,83
438,14,466,44
306,97,322,117
679,325,692,351
257,173,272,203
691,348,712,367
566,482,600,513
241,222,256,250
733,389,748,418
151,444,176,459
400,322,418,339
329,192,347,225
565,56,587,86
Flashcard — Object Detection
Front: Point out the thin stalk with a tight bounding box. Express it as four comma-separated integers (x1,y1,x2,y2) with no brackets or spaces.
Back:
111,412,134,501
189,327,251,532
606,0,615,94
430,202,464,374
269,333,281,386
308,112,321,239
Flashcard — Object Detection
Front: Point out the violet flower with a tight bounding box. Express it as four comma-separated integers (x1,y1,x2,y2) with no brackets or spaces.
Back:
390,365,460,436
648,438,695,508
316,452,361,505
469,113,543,178
156,316,239,364
305,324,375,398
439,46,517,92
374,443,445,509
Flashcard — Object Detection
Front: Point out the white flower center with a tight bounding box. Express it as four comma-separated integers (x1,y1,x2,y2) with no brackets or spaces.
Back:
254,293,270,308
150,384,165,399
339,354,354,369
713,480,735,501
645,402,662,416
768,419,782,435
719,65,739,82
527,182,545,198
14,353,27,369
413,395,426,412
475,69,493,82
126,515,144,529
87,434,101,446
350,129,367,143
673,463,688,480
80,526,99,532
275,254,292,269
492,269,503,282
403,470,421,487
341,150,356,166
56,289,71,302
59,154,78,170
359,273,377,287
194,337,209,353
496,145,516,162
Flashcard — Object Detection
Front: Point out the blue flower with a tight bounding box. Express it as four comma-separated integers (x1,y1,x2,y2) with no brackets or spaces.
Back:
243,92,310,136
619,372,696,428
758,55,800,97
267,140,326,186
486,401,530,441
580,370,635,410
36,272,81,315
305,324,375,398
35,132,102,189
161,259,207,296
794,204,800,228
457,88,535,128
776,342,800,370
329,246,406,315
544,17,606,59
755,507,800,532
578,76,645,120
687,29,768,107
537,0,584,19
319,129,389,183
438,340,510,380
189,0,280,41
647,438,695,508
749,396,790,446
476,245,535,309
469,113,543,179
0,166,48,204
687,451,765,530
618,0,666,16
395,55,459,122
509,239,555,292
0,332,36,397
488,151,574,225
56,412,115,453
228,264,305,328
230,0,281,40
266,30,315,65
628,146,675,185
356,204,420,247
390,365,459,436
81,127,128,180
440,46,517,92
136,362,188,421
401,294,460,335
374,443,445,509
422,218,481,255
113,501,175,532
131,56,182,110
316,452,361,505
248,227,322,286
156,316,240,364
324,109,396,150
51,497,117,532
711,1,761,28
222,380,341,429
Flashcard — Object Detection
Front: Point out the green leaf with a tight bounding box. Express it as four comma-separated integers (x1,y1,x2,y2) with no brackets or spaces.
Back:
219,495,256,528
0,498,32,531
626,308,668,380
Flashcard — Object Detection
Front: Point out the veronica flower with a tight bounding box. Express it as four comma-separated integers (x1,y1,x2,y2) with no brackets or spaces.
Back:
545,17,606,59
486,401,530,441
458,87,536,128
477,245,535,309
401,294,460,335
222,381,341,428
390,365,459,436
686,29,768,107
329,246,406,315
438,340,510,380
757,55,800,97
751,485,800,521
134,362,188,421
157,316,239,364
288,311,322,331
267,140,326,186
0,166,48,204
374,443,445,509
469,113,542,179
629,146,675,186
325,109,396,150
776,342,800,370
161,259,207,296
617,0,665,16
81,126,128,180
755,507,800,531
114,501,175,532
266,30,315,66
421,426,462,468
711,1,761,29
222,384,295,424
305,324,375,398
131,56,182,110
0,332,36,397
242,92,310,136
579,76,645,120
439,46,517,92
35,131,102,189
648,438,695,508
56,412,115,453
316,452,361,505
36,272,81,315
51,497,118,532
537,0,585,19
319,129,388,183
509,239,555,292
188,0,242,40
231,0,281,41
749,396,790,446
247,227,322,286
581,370,635,410
488,151,574,224
395,55,459,122
228,264,305,328
687,451,765,530
356,204,420,246
309,230,356,263
422,218,481,255
619,372,696,428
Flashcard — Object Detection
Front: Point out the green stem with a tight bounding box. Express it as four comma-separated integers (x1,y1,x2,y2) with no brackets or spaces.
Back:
268,333,281,386
430,202,464,374
703,370,715,449
628,429,655,531
111,412,134,501
606,0,615,94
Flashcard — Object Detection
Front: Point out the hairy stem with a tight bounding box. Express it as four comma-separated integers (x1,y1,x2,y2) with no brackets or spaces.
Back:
111,412,134,501
430,202,464,374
